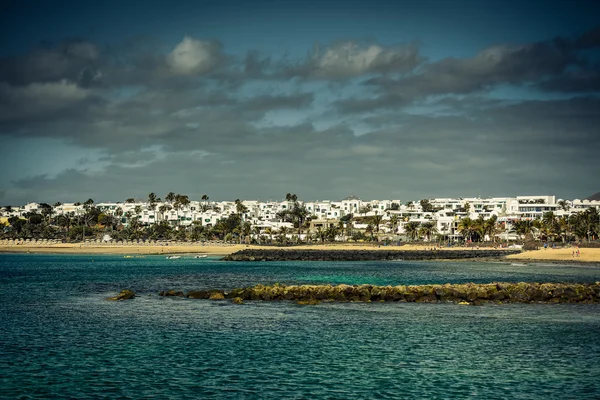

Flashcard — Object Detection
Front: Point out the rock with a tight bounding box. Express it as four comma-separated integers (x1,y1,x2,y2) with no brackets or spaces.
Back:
188,290,210,299
107,289,135,301
209,292,225,300
169,282,600,304
296,299,321,305
159,290,185,297
232,297,244,304
221,249,521,262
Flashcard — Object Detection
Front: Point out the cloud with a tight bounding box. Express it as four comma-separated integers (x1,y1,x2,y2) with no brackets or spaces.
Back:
166,36,225,75
1,29,599,204
0,40,101,87
0,80,94,122
346,28,600,113
282,41,422,79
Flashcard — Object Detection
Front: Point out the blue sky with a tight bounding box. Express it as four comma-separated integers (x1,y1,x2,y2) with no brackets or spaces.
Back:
1,0,599,204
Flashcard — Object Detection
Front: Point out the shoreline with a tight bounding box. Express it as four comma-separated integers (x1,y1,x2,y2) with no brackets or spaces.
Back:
1,243,600,263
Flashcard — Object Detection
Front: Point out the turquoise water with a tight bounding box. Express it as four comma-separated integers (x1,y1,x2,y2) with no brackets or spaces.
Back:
2,254,600,398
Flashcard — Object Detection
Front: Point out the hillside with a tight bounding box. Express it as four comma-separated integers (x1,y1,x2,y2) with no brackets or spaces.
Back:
586,192,600,201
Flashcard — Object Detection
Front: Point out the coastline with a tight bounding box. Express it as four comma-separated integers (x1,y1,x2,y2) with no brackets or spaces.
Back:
1,243,599,263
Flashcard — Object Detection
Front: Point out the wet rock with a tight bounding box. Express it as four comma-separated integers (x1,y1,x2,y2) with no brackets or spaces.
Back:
188,290,210,299
209,292,225,300
167,282,600,304
159,290,185,297
107,289,135,301
296,299,321,305
232,297,244,304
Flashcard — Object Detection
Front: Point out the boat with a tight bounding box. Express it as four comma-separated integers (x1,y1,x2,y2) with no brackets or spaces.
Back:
194,255,208,259
166,256,181,260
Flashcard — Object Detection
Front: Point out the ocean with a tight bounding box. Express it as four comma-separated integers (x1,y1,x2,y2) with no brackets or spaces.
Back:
1,254,600,398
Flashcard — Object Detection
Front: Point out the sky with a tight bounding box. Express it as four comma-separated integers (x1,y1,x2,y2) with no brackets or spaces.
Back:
1,0,599,204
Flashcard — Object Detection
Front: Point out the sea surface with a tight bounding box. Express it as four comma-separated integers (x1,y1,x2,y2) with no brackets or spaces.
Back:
1,254,600,399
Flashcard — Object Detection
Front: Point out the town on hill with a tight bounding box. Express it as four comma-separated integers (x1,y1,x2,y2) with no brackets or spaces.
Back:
1,193,599,245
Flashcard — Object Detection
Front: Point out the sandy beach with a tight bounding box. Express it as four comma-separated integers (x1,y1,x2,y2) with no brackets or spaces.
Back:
505,247,600,263
0,242,498,256
1,242,599,262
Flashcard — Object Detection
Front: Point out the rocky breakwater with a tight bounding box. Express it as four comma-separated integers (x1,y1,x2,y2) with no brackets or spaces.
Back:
107,289,136,301
222,249,521,262
156,282,600,305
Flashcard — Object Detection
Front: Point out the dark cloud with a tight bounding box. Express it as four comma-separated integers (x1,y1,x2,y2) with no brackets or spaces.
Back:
0,40,102,87
345,28,600,114
1,29,599,204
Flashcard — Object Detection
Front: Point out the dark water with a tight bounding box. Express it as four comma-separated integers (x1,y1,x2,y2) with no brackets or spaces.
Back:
1,254,600,399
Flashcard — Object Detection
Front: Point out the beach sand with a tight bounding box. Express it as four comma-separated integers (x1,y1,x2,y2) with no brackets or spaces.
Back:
506,247,600,263
1,242,599,262
0,242,520,256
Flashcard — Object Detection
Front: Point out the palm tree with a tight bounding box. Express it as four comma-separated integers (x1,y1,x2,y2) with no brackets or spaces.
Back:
458,217,475,242
483,215,500,243
365,224,374,241
514,220,535,239
557,200,570,212
264,227,273,243
278,226,289,244
326,224,340,242
404,221,420,242
241,222,252,244
148,193,160,211
165,192,176,204
371,214,383,236
312,226,323,243
389,214,399,234
291,203,310,241
557,215,570,243
419,221,438,241
201,194,210,212
158,205,167,222
252,226,262,243
235,199,248,219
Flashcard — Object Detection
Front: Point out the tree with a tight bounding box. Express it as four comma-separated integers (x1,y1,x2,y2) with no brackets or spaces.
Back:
125,198,135,203
557,200,570,212
483,215,500,242
370,214,383,235
165,192,176,204
315,226,327,243
174,194,190,210
404,221,420,242
278,226,289,244
420,199,434,212
389,214,400,234
235,199,248,219
148,193,160,211
458,217,475,242
514,220,535,239
201,194,210,212
387,203,400,211
419,221,438,241
359,204,372,216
